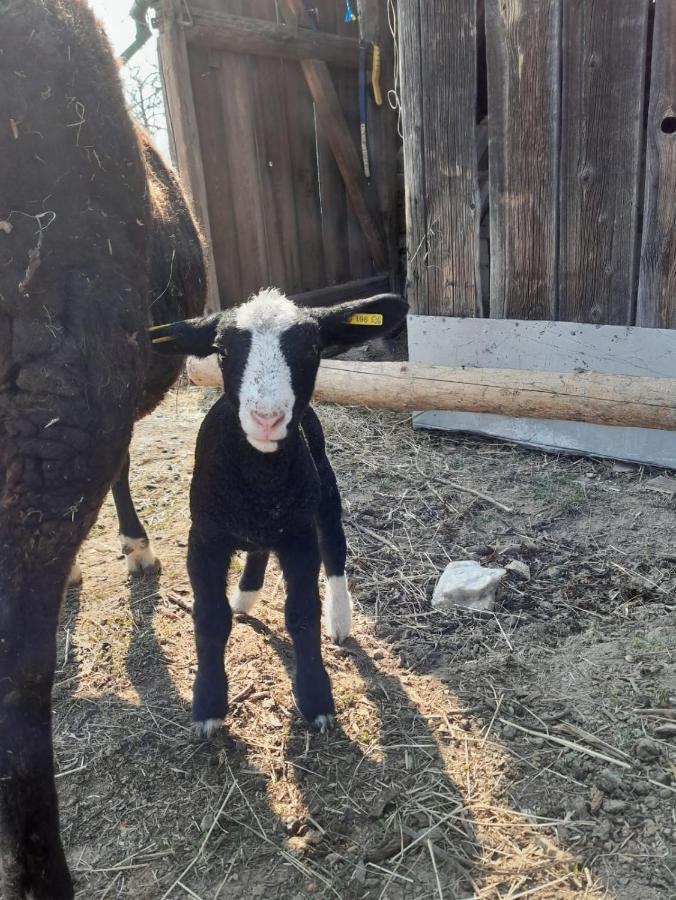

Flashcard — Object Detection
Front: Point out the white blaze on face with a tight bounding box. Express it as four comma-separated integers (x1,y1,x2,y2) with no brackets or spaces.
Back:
236,289,299,453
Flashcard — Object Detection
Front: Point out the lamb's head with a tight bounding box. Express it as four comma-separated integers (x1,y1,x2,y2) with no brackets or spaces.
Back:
151,288,408,453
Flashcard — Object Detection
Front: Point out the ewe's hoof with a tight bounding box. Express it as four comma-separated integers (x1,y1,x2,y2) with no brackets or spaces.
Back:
191,718,224,740
230,587,260,614
66,560,83,587
323,575,353,644
121,536,161,575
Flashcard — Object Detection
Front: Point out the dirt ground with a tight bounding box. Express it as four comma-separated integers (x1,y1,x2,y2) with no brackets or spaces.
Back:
54,385,675,900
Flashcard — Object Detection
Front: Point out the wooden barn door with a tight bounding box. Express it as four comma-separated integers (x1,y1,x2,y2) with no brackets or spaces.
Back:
157,0,399,312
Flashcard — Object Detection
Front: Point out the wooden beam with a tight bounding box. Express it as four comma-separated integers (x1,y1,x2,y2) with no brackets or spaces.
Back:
279,0,387,271
289,274,391,307
185,8,361,68
157,1,220,312
637,0,676,328
187,357,676,433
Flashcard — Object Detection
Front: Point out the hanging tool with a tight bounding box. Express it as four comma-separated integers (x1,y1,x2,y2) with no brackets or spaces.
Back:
358,40,370,180
344,1,357,23
371,43,383,106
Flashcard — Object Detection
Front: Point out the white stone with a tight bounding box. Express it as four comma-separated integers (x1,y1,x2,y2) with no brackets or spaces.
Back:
432,560,506,612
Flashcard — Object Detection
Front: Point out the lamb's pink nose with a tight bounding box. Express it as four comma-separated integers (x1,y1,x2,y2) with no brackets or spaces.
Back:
251,410,284,431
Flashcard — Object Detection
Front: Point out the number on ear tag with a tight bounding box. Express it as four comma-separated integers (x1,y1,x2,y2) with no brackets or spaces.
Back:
346,313,383,326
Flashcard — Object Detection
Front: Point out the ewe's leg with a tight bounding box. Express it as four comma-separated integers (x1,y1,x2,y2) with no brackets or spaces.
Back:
112,451,159,575
230,550,269,614
278,531,335,730
317,461,352,644
0,554,74,900
188,533,233,737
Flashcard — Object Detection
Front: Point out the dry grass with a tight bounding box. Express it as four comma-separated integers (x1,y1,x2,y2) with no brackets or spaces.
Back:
53,386,675,899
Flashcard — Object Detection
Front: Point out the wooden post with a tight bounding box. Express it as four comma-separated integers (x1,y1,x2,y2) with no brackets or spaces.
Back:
157,0,220,312
186,356,676,433
398,0,482,317
637,0,676,328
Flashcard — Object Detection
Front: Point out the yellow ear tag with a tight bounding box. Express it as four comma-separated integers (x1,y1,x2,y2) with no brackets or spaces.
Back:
151,335,176,344
346,313,383,326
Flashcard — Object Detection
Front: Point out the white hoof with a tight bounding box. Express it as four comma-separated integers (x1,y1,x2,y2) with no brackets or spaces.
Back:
66,560,83,587
191,718,223,739
121,535,160,575
323,575,352,644
313,714,335,734
230,587,260,614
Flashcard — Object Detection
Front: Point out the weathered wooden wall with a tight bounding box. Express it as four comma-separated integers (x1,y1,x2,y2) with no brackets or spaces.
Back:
399,0,676,328
158,0,398,310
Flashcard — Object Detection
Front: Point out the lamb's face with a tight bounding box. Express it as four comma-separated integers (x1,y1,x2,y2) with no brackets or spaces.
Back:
216,289,321,453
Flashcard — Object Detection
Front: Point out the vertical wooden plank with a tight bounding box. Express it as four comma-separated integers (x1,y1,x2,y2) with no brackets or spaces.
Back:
486,0,560,320
637,1,676,328
280,60,325,291
315,0,351,285
244,0,303,291
357,0,401,288
157,0,220,311
558,1,650,324
187,46,243,305
397,0,428,313
420,1,481,317
334,8,373,281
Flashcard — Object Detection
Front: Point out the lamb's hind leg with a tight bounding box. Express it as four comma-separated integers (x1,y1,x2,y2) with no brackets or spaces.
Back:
230,550,269,614
113,451,160,575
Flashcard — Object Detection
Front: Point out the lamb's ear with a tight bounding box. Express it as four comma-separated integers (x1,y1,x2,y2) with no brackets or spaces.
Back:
149,314,220,357
312,294,408,352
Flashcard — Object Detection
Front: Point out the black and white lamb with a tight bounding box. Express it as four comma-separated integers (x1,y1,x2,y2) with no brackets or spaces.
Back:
152,289,407,734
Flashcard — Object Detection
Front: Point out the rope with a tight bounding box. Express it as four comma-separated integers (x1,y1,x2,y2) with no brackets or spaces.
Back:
387,0,403,139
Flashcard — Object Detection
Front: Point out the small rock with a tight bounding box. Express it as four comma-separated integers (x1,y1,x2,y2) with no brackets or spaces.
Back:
372,648,385,661
635,738,660,762
325,852,341,866
597,769,623,795
632,780,650,796
653,770,672,786
569,796,589,820
502,724,517,740
603,799,626,815
644,475,676,495
643,794,659,810
643,819,658,837
596,820,611,841
431,560,506,612
506,560,531,580
590,785,604,814
654,723,676,739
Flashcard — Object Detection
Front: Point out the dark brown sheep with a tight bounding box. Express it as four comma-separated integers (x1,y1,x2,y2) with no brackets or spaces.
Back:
0,2,206,897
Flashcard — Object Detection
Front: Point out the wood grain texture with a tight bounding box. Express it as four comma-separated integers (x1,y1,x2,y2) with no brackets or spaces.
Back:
186,7,360,67
397,0,428,313
558,0,650,325
187,46,242,305
637,0,676,328
399,0,482,316
157,0,220,311
486,0,560,320
187,356,676,433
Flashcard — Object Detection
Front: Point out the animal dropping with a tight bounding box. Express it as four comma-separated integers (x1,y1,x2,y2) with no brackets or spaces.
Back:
432,560,506,612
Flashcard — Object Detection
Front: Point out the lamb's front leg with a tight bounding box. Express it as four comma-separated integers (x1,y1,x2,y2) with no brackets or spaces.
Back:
187,532,233,738
278,530,335,732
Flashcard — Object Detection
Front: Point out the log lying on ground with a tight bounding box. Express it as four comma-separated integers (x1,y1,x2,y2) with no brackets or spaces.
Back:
186,356,676,432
